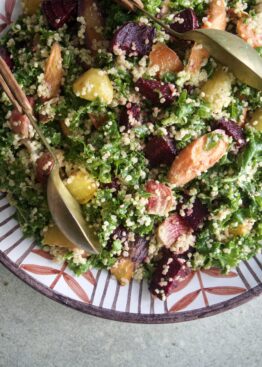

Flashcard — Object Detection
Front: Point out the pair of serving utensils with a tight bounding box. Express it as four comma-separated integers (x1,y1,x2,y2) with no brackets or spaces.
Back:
0,0,261,254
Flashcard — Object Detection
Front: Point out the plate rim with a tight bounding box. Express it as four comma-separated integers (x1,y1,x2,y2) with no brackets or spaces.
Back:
1,251,261,324
0,1,261,324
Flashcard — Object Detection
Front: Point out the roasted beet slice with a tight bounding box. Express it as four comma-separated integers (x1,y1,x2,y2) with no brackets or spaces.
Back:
0,47,13,70
9,96,34,138
144,136,177,167
107,227,149,265
10,111,29,138
36,152,55,183
149,248,191,300
42,0,77,29
145,180,174,216
129,235,149,264
107,226,128,250
157,214,191,248
179,197,208,231
111,22,155,57
63,0,78,13
171,8,199,33
119,103,142,131
171,38,192,60
216,118,246,148
135,78,176,106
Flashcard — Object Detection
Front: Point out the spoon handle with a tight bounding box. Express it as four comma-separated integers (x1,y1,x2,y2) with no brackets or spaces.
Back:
0,57,57,163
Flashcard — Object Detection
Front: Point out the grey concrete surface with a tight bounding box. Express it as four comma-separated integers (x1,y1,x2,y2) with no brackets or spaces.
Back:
0,264,261,367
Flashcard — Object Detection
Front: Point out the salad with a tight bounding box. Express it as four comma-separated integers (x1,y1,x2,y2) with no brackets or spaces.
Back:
0,0,261,300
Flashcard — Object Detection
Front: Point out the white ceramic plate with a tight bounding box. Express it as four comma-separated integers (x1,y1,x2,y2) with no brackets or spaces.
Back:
0,0,261,323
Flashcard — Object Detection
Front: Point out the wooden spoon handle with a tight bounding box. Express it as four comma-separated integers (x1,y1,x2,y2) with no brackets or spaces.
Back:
0,57,57,162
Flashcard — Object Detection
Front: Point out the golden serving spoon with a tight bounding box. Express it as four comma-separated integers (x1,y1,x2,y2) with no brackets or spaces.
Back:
119,0,262,90
0,57,100,254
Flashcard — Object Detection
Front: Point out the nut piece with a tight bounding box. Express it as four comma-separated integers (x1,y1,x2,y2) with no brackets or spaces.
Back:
44,42,63,99
168,130,229,186
73,68,113,104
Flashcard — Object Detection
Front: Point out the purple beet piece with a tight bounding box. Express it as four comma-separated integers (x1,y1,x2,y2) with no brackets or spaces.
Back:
145,136,177,167
107,227,149,265
171,38,192,59
62,0,77,15
130,235,149,264
42,0,77,29
111,22,155,57
103,178,121,191
119,103,142,131
149,248,191,300
216,119,246,148
0,47,13,70
184,84,195,95
107,226,128,250
135,78,176,106
170,8,199,33
180,198,208,231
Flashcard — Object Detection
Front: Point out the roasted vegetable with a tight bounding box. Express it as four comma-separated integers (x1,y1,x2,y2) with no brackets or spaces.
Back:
73,68,113,104
201,69,234,113
249,108,262,131
168,130,229,186
43,224,77,249
23,0,42,15
110,257,134,285
149,43,183,77
78,0,105,51
66,170,98,204
44,43,63,99
42,0,77,29
115,0,144,11
36,152,55,183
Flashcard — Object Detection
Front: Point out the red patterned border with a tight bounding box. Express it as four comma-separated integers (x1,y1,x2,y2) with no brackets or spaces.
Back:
1,251,261,323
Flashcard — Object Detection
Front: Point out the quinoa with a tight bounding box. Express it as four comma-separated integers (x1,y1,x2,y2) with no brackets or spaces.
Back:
0,0,261,292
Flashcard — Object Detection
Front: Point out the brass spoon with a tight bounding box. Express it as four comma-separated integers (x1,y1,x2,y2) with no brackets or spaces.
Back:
120,0,262,90
0,57,100,255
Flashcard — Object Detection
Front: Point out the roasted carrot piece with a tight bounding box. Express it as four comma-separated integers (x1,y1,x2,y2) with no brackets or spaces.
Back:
168,130,229,186
202,0,227,30
149,43,183,77
186,0,227,74
44,42,63,99
237,13,262,48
